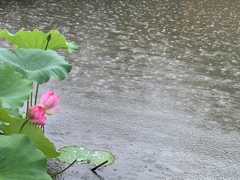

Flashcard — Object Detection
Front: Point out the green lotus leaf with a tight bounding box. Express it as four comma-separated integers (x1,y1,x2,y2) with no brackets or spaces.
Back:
0,29,78,52
58,146,115,166
0,134,51,180
0,119,60,158
0,108,22,123
0,48,72,84
0,64,33,109
5,108,23,118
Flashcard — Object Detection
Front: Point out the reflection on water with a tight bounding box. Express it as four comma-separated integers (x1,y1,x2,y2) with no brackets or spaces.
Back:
0,0,240,179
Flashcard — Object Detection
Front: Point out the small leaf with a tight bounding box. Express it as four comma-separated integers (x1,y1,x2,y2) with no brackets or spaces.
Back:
0,29,78,52
0,48,72,84
0,134,51,180
0,64,33,109
58,146,115,166
0,119,60,158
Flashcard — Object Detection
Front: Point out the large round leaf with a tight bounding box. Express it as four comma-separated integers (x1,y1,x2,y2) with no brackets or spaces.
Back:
0,65,33,109
0,48,72,84
0,29,78,52
0,134,51,180
58,146,115,166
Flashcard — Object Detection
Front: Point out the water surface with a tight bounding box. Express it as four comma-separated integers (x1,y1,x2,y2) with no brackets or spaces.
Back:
0,0,239,179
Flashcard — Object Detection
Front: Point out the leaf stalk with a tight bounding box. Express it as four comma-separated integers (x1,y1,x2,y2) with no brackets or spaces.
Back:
51,159,77,177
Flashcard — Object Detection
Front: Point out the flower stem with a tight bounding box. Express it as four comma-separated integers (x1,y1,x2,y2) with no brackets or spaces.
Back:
19,119,29,132
26,100,29,116
30,92,33,107
34,84,39,105
45,34,51,50
41,125,45,133
91,160,108,172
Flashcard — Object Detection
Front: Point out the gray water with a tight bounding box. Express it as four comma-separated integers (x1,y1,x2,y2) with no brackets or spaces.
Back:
0,0,240,179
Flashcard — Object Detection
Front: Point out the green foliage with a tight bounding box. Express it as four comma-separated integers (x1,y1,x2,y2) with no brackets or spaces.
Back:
5,108,23,118
0,48,72,84
0,134,51,180
0,28,114,178
0,119,60,158
0,108,22,124
0,29,78,52
58,146,115,166
0,64,33,109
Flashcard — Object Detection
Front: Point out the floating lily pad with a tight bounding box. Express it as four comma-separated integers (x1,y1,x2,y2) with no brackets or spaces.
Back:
0,29,78,52
58,146,115,166
0,134,51,180
0,64,33,109
0,48,72,84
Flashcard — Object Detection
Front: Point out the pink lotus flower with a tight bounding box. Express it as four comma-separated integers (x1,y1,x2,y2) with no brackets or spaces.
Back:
40,90,60,115
28,105,46,125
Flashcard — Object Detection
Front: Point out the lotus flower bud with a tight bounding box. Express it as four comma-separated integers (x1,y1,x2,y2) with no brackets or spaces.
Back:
28,105,46,125
40,90,60,115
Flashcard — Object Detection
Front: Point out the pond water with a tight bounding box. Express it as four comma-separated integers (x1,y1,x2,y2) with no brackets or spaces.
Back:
0,0,240,179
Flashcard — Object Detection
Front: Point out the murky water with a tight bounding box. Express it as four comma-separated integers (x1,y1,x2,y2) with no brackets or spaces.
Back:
0,0,240,179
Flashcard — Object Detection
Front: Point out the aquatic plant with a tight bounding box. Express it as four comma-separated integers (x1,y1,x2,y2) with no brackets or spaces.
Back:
0,29,114,179
40,90,60,115
28,105,47,125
